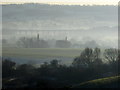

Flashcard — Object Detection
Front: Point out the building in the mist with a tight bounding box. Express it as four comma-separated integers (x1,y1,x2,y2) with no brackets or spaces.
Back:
55,37,72,48
18,34,49,48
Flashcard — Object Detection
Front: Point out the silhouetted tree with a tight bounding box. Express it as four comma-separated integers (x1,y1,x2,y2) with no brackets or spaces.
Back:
104,48,118,64
104,48,118,74
72,48,103,68
2,59,16,77
72,48,94,68
16,64,35,77
92,48,103,66
50,59,59,68
41,62,49,68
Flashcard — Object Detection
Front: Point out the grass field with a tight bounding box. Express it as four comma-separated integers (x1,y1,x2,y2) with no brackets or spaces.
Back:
2,47,105,65
2,48,83,59
71,76,120,88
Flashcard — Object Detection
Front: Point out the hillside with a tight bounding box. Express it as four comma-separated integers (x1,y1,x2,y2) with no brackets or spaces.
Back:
71,76,120,88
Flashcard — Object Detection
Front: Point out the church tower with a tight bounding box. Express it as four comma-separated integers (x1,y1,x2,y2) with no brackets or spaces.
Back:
37,33,39,41
65,36,67,41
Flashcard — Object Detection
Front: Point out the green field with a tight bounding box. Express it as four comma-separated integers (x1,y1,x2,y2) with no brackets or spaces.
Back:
71,76,120,88
2,48,83,59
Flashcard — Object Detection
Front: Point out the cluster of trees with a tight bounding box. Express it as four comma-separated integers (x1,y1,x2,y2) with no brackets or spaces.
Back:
2,48,120,88
73,48,118,69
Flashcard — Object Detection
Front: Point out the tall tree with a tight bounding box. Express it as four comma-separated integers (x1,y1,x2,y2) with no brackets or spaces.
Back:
104,48,118,64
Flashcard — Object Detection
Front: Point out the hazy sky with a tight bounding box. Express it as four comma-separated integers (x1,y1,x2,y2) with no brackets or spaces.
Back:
1,0,119,5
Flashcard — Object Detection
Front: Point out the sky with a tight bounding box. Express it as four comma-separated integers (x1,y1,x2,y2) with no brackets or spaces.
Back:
1,0,119,5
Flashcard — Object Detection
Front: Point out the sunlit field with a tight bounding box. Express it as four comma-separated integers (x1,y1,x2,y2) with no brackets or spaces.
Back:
3,48,83,58
2,48,84,65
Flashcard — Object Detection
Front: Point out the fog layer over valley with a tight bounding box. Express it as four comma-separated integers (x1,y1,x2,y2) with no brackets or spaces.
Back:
2,4,118,65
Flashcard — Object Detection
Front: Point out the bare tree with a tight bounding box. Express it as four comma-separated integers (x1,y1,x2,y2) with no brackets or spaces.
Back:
92,48,103,65
72,48,103,68
72,48,94,68
104,48,118,64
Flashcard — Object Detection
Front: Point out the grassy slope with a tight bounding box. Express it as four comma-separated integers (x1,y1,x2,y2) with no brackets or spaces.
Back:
71,76,120,88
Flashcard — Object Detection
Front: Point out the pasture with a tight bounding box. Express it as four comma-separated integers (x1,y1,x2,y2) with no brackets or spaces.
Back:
2,48,82,58
71,76,120,88
2,48,83,65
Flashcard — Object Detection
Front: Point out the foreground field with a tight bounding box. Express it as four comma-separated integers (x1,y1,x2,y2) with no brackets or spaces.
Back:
71,76,120,88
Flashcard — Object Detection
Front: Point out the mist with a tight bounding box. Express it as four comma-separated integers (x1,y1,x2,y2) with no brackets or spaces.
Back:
2,4,118,48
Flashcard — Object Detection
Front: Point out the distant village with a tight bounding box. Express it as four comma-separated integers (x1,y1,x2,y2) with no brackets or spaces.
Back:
3,33,109,48
13,34,100,48
16,34,72,48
